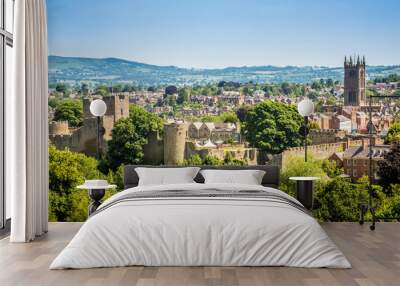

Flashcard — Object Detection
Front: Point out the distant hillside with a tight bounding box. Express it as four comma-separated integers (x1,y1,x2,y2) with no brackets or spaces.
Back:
48,55,400,86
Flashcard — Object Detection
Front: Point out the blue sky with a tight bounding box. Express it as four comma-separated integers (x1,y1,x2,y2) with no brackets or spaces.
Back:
47,0,400,68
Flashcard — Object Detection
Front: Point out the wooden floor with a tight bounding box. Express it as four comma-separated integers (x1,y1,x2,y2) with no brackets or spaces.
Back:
0,222,399,286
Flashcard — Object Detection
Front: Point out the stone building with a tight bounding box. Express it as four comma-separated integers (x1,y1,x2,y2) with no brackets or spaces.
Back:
332,114,352,133
187,122,240,143
218,91,244,106
49,95,130,156
344,55,366,106
343,139,390,181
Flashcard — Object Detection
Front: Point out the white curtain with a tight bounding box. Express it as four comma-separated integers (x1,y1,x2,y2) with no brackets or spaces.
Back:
8,0,49,242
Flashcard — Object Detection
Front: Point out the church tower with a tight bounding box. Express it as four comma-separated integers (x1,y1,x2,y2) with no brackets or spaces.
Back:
344,55,366,106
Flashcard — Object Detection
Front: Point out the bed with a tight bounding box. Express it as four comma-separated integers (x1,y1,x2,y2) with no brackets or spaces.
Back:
50,165,351,269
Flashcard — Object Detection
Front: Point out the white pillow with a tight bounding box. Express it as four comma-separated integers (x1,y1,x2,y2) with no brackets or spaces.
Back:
135,167,200,186
200,169,266,185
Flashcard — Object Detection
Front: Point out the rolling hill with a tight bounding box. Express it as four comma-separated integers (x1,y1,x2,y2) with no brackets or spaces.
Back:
49,55,400,86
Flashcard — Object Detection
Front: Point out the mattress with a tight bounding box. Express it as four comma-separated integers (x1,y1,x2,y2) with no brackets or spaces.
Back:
50,183,351,269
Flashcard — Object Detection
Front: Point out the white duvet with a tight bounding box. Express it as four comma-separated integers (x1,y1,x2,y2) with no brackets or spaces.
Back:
50,183,351,269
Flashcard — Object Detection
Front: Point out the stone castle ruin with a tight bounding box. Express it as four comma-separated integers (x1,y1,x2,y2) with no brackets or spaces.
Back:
49,95,130,157
49,96,257,165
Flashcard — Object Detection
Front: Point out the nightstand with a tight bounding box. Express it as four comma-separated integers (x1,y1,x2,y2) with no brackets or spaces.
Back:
77,180,117,215
289,177,319,210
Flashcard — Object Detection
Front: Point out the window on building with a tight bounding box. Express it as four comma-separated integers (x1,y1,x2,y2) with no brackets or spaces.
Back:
1,0,14,230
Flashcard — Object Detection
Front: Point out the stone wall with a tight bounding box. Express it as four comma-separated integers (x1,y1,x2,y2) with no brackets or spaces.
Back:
163,123,188,165
270,139,364,169
50,95,130,156
142,131,164,165
309,129,346,145
49,121,70,135
49,117,102,157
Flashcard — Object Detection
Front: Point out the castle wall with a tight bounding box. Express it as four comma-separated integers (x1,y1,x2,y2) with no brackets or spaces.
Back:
143,131,164,165
50,95,130,157
49,121,70,135
270,140,364,169
309,129,346,145
103,94,130,122
50,118,101,157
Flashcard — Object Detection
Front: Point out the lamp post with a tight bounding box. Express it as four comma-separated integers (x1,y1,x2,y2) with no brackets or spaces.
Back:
89,99,107,159
297,98,314,162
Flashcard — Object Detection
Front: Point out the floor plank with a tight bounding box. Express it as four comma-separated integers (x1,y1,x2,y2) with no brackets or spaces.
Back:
0,222,399,286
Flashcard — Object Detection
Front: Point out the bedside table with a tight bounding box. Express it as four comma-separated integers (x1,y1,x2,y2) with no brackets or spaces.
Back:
289,177,319,210
77,180,117,215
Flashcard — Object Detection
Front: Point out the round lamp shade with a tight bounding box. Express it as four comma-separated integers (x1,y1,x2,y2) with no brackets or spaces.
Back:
90,99,107,117
297,98,314,117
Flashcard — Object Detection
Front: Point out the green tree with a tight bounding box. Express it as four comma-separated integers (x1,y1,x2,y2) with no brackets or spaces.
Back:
243,101,303,154
95,85,110,96
312,177,367,222
177,88,191,104
377,142,400,189
167,95,177,106
223,152,247,166
321,160,343,178
112,83,123,93
200,115,220,123
326,78,334,87
311,81,322,90
106,118,147,169
280,82,291,95
219,111,239,123
307,91,319,101
182,154,203,166
48,97,60,109
236,106,249,122
106,105,163,169
385,122,400,144
129,105,164,137
203,155,223,166
308,121,320,129
165,85,178,95
279,155,328,196
376,184,400,219
80,83,89,95
55,82,69,95
48,145,103,221
53,99,83,127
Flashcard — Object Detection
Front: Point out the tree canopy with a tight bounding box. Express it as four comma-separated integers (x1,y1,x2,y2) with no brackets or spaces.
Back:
378,142,400,189
48,145,121,222
53,99,83,127
55,82,70,95
181,154,247,166
219,111,239,123
313,177,367,222
165,85,178,95
385,122,400,144
106,105,163,169
48,145,103,221
242,101,303,154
